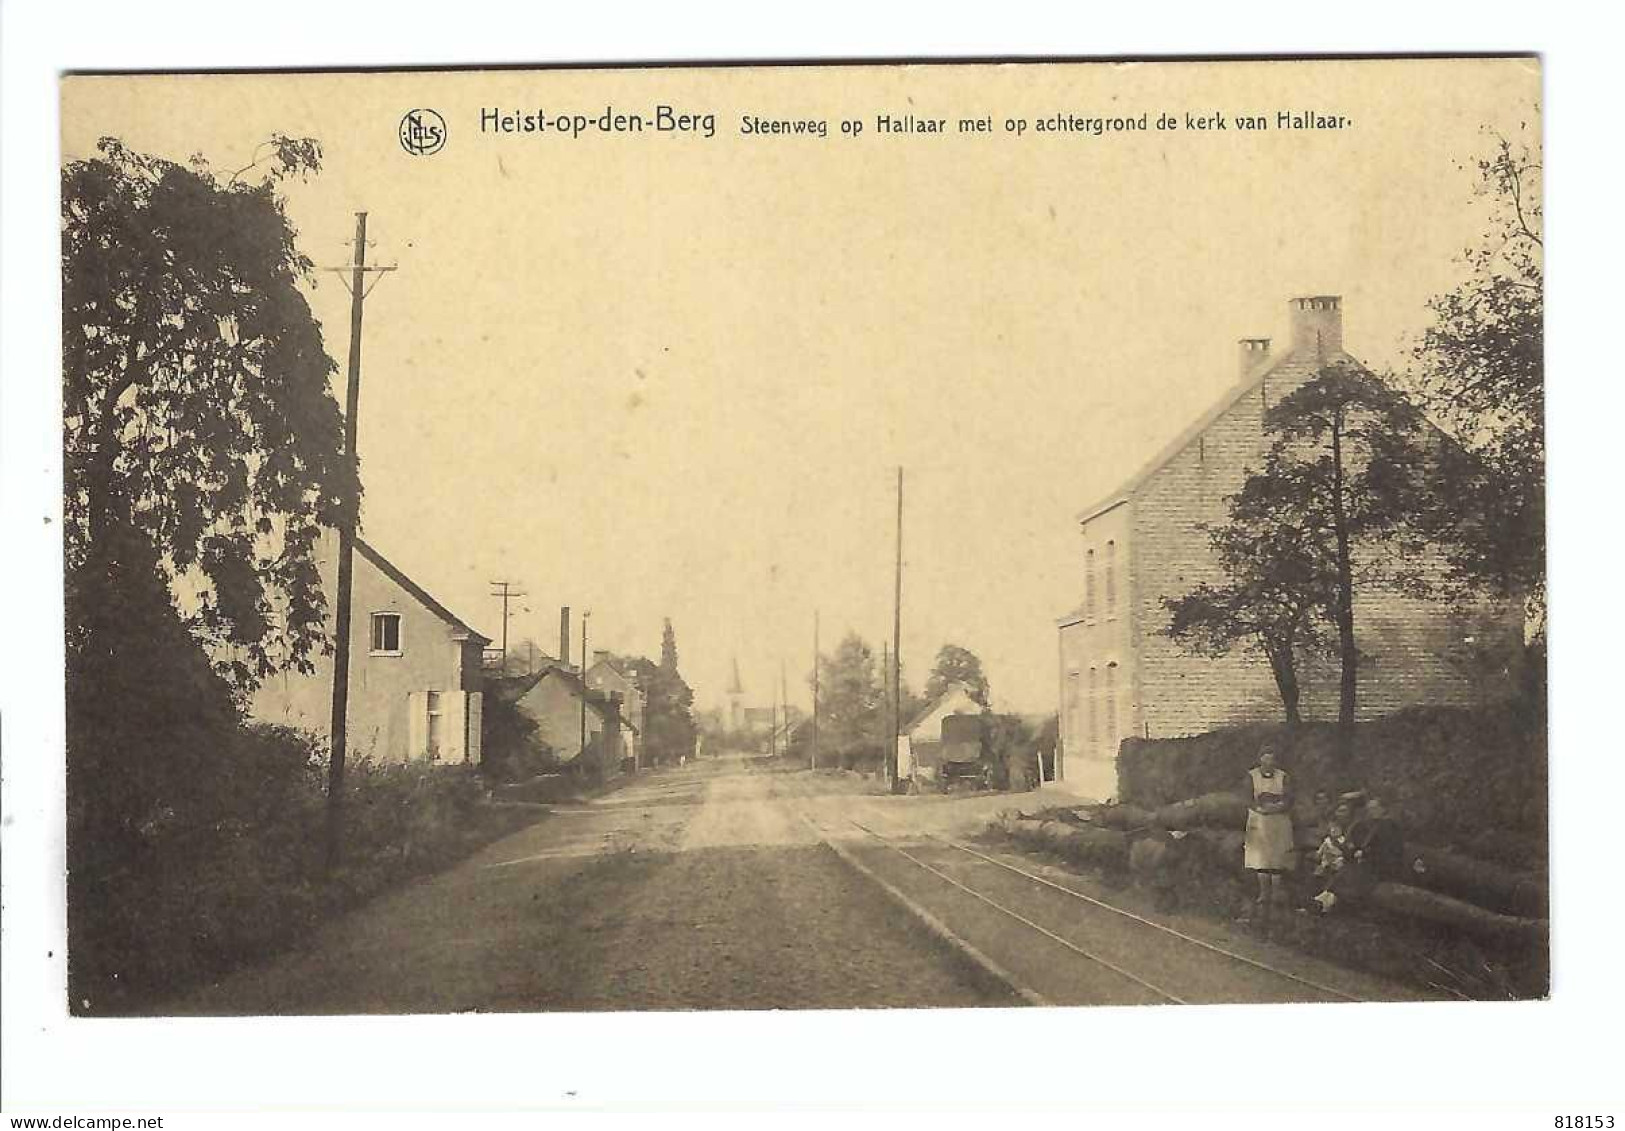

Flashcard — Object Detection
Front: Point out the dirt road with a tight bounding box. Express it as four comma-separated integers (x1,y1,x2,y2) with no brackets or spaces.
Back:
172,757,1015,1014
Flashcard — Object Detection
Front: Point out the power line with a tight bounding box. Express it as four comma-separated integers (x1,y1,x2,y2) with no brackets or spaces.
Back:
488,580,528,667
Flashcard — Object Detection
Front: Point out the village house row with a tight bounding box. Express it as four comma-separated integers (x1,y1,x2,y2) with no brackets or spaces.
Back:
1051,295,1519,789
250,532,643,771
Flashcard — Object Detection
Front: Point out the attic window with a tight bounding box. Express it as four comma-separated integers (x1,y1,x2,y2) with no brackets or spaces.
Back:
371,613,402,654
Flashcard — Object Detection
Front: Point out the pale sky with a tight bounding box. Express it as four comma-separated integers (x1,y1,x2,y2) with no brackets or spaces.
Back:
62,59,1539,713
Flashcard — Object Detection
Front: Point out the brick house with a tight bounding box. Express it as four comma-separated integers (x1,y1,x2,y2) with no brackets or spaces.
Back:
250,533,489,765
1055,295,1516,789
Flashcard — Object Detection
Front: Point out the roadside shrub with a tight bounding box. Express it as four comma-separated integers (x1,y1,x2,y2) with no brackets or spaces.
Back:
479,689,560,783
69,721,530,1016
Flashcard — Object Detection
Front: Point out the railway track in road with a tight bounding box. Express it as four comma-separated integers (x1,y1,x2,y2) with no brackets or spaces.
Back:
798,794,1370,1006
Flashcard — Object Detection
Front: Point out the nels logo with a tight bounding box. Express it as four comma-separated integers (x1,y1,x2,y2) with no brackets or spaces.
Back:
399,109,448,156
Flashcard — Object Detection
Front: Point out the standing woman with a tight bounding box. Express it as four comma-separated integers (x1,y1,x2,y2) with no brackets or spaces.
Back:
1243,744,1295,930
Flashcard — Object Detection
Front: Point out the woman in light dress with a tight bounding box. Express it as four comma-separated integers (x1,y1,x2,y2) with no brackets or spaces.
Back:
1243,745,1295,930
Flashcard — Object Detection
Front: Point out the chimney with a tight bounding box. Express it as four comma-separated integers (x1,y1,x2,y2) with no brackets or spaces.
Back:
1289,295,1343,357
1238,337,1272,379
559,606,571,670
593,649,610,668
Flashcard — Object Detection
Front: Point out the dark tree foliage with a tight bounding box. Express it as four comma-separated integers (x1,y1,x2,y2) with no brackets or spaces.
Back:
635,618,697,765
924,643,991,708
66,518,242,861
1164,364,1433,743
1164,507,1335,724
480,684,557,783
1406,125,1544,634
1259,365,1433,733
62,136,353,690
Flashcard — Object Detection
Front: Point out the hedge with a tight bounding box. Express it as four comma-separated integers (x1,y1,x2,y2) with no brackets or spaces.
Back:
1115,703,1546,867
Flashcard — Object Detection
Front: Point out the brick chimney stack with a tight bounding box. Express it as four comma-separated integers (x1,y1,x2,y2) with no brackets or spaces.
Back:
1238,337,1272,379
1289,295,1343,357
559,606,571,671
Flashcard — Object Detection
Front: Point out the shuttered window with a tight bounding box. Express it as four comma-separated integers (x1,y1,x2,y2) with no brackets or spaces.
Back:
1087,667,1098,748
1105,663,1119,751
1105,541,1117,617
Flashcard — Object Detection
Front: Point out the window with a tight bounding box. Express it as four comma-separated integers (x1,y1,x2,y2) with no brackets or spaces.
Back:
425,690,443,759
371,612,402,654
1105,540,1117,617
1105,663,1119,750
1085,549,1096,619
1087,667,1098,747
1066,672,1081,752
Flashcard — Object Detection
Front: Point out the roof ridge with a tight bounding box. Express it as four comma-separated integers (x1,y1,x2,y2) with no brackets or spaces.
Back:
353,536,491,645
1074,347,1357,526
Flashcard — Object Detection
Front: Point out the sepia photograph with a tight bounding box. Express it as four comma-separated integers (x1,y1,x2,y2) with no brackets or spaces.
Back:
51,56,1551,1024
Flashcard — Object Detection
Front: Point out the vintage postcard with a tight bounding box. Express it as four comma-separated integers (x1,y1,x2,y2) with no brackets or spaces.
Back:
59,57,1545,1018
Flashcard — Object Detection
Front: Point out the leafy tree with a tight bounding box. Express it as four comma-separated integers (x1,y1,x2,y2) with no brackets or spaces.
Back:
67,518,241,861
62,136,352,691
924,643,991,708
1164,497,1336,723
1405,124,1544,636
1242,364,1433,738
637,618,696,765
816,632,885,769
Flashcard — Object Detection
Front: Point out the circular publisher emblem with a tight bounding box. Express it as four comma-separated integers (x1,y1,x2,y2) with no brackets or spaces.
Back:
399,109,448,156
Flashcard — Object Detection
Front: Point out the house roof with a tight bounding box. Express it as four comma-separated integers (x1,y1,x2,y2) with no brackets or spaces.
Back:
354,537,491,646
1073,348,1349,527
588,656,641,690
515,666,641,733
905,680,984,734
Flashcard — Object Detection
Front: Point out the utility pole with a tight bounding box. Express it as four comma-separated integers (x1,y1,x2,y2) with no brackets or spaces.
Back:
811,609,820,772
489,580,527,668
781,659,789,761
891,466,904,794
881,639,890,784
324,212,395,873
579,609,591,775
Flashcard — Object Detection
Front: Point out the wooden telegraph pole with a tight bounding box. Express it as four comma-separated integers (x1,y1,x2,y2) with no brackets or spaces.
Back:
811,609,821,772
325,212,396,872
891,467,904,793
489,580,527,668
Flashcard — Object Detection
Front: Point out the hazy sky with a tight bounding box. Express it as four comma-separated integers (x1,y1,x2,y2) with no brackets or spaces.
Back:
62,59,1539,713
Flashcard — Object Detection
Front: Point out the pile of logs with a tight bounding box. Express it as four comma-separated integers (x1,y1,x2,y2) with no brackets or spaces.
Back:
1000,790,1547,945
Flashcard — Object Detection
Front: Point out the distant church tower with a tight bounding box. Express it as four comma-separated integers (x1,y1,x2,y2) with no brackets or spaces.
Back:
726,658,745,732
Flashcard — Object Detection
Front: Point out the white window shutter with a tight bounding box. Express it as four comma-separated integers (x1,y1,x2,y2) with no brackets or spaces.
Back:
444,690,467,764
406,691,427,761
467,692,484,765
